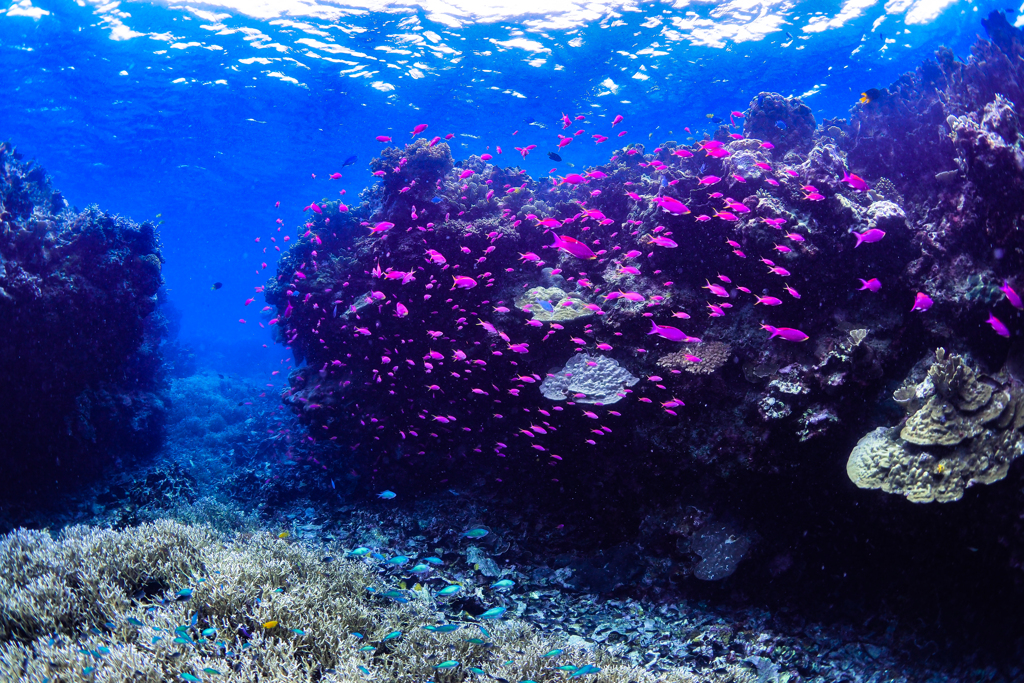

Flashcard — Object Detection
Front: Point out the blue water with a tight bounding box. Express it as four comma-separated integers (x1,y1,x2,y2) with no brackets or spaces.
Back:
0,0,1009,374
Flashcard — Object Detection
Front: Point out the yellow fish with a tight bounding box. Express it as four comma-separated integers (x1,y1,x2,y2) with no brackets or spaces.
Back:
278,532,290,539
263,620,278,629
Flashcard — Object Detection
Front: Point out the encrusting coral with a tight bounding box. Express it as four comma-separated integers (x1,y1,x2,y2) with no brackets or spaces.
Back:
0,520,704,683
658,342,732,375
847,348,1024,503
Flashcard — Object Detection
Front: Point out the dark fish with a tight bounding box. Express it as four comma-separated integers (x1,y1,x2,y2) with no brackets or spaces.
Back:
211,282,223,290
547,152,562,162
431,196,443,203
775,120,787,130
342,155,357,167
711,116,723,124
786,31,795,40
860,88,884,104
524,116,535,124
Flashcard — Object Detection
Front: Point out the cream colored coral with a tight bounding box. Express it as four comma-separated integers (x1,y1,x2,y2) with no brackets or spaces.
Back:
657,341,731,375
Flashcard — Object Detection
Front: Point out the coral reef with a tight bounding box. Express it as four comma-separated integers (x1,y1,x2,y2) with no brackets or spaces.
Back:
0,143,166,496
540,354,639,405
0,521,700,683
658,341,732,375
515,286,594,322
847,349,1024,503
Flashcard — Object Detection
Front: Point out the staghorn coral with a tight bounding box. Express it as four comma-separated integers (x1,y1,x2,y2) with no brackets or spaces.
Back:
847,349,1024,503
0,521,684,683
658,341,732,375
540,354,638,405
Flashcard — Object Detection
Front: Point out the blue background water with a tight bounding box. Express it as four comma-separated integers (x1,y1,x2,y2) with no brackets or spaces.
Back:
0,0,1013,376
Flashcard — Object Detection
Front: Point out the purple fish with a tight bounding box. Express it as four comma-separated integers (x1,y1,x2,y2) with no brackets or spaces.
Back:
647,321,689,342
761,324,809,342
854,229,885,247
911,292,933,312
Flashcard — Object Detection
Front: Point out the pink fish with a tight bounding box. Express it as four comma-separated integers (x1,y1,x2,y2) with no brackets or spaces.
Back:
703,280,729,298
367,221,394,234
329,172,342,180
784,284,801,299
854,229,885,247
537,217,562,228
707,303,725,317
698,175,721,186
562,173,586,184
508,343,529,353
654,196,690,215
519,252,541,262
842,171,870,191
675,149,694,158
714,209,738,221
310,202,322,214
858,278,881,292
911,292,933,312
459,168,474,179
376,135,392,142
552,234,597,259
761,141,775,149
784,232,804,241
620,292,645,302
1000,280,1023,309
410,123,428,137
396,302,409,318
619,265,641,275
612,115,624,127
586,170,609,179
647,236,678,248
986,312,1010,338
647,321,689,342
768,266,790,277
755,295,783,306
761,324,809,342
452,275,478,289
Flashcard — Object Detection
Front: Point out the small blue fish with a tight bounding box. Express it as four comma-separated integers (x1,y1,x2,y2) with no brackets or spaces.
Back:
409,564,431,575
126,617,144,627
660,175,668,187
434,660,460,669
541,648,564,657
431,196,443,203
463,528,489,539
202,628,217,637
292,629,306,636
477,624,491,638
479,607,506,620
491,579,514,589
432,624,460,633
180,674,201,682
377,490,397,499
381,590,407,599
385,555,409,566
537,300,554,313
358,666,370,675
571,664,602,677
382,630,402,641
436,585,462,597
359,645,375,652
423,557,444,565
176,589,193,599
776,120,787,130
342,155,358,167
349,547,371,556
82,668,96,676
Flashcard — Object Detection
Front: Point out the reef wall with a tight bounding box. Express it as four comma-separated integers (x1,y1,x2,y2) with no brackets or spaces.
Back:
265,17,1024,613
0,142,167,495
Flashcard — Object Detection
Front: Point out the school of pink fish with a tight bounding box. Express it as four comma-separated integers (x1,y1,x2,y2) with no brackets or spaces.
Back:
247,106,1020,480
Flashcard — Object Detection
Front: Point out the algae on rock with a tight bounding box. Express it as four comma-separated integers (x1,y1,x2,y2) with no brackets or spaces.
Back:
847,348,1024,503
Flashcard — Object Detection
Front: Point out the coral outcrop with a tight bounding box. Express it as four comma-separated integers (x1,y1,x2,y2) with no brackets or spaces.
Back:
0,143,166,495
847,349,1024,503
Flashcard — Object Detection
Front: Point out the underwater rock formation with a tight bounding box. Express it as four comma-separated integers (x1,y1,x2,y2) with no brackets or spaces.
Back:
0,142,166,495
847,348,1024,503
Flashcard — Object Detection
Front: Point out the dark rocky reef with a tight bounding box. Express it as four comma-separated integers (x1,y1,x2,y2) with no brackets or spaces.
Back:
0,142,167,496
265,22,1024,666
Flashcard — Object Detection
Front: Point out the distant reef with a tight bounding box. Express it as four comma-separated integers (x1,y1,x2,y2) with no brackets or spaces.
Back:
0,142,167,496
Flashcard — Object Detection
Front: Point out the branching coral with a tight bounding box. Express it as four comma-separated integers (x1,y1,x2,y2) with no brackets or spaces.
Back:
0,521,686,683
658,342,732,375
